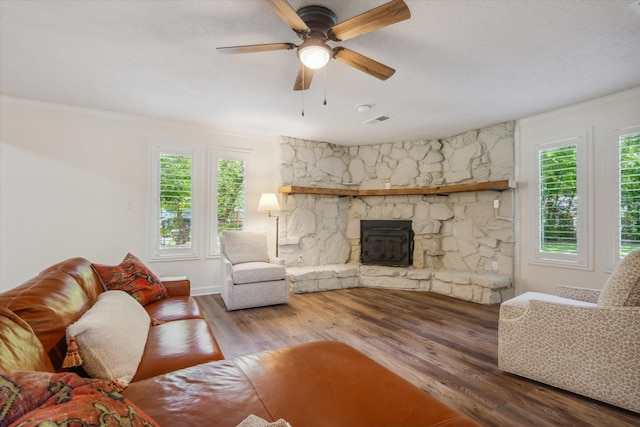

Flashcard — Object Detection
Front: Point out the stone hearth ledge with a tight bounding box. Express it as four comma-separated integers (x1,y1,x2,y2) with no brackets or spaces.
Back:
286,264,513,305
286,264,359,293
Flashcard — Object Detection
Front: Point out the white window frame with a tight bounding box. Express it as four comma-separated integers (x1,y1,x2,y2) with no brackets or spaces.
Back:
605,122,640,271
207,146,251,258
529,131,593,270
149,142,200,261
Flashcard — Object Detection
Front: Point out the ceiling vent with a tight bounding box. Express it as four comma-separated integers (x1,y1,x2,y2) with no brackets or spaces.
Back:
364,115,390,124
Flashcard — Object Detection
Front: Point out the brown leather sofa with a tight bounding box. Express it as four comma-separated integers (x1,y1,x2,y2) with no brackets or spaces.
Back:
1,257,479,427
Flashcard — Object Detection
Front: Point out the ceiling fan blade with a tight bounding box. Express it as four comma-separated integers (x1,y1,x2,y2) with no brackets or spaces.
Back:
294,63,314,91
328,0,410,42
333,47,395,81
265,0,310,34
217,42,296,55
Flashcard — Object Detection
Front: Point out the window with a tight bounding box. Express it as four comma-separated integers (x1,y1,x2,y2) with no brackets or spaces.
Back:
530,133,592,269
208,148,250,257
539,145,578,254
217,158,245,231
619,132,640,256
608,126,640,264
150,144,199,260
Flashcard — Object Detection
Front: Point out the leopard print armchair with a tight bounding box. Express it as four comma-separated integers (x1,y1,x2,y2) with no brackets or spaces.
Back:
498,249,640,413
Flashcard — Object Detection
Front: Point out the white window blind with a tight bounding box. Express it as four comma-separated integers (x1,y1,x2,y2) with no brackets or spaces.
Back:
538,144,578,254
150,144,199,261
207,148,250,257
217,158,245,233
159,154,193,249
619,132,640,257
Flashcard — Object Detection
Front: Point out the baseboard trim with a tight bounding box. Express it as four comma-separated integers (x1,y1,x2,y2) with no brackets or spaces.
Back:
191,284,220,296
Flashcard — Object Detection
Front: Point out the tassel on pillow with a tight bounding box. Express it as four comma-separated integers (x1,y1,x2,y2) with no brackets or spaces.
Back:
109,379,129,392
151,317,165,326
62,336,83,368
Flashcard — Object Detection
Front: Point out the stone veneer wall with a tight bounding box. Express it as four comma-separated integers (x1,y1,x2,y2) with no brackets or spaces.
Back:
279,122,515,276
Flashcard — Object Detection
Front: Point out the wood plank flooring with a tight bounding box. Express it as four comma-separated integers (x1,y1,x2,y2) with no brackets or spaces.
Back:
195,288,640,427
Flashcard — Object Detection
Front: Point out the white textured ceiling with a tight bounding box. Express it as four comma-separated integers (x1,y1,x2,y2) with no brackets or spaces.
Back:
1,1,640,146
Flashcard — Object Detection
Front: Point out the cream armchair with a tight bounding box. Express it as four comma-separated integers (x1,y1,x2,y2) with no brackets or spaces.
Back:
498,249,640,413
220,231,289,311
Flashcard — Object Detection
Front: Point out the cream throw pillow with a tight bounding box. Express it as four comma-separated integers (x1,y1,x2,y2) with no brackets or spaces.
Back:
66,290,150,387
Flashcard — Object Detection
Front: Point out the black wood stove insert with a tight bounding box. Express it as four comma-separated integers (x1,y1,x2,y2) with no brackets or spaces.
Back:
360,220,414,266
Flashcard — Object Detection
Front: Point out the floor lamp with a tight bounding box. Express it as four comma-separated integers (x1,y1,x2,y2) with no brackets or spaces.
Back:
257,193,281,256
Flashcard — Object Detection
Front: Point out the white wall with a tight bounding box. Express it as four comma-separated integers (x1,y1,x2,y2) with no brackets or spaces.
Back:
516,87,640,295
0,97,280,294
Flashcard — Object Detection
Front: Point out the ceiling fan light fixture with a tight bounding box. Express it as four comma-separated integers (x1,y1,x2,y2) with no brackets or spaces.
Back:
297,40,332,69
218,1,411,89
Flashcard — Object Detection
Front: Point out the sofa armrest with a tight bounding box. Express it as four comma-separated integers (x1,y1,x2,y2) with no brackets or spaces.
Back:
220,255,234,279
555,285,601,303
500,292,595,320
499,301,640,362
161,277,190,297
269,255,285,266
498,300,640,412
220,254,234,303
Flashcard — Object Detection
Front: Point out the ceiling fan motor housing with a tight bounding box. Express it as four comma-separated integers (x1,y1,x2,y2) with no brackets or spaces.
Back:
295,6,337,68
296,6,337,40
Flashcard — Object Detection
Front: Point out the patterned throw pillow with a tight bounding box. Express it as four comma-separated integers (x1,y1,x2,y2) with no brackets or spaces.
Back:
0,370,158,426
92,253,168,306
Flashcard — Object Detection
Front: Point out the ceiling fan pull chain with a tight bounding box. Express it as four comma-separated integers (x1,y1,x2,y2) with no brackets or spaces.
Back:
301,67,305,116
323,66,327,106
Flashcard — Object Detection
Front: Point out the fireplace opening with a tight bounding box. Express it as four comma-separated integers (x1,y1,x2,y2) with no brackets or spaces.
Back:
361,220,414,267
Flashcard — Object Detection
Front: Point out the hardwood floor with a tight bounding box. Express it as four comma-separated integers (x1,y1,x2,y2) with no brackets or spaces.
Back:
195,288,639,427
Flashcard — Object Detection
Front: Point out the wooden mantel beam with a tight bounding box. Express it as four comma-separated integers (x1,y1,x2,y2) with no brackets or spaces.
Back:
278,179,512,197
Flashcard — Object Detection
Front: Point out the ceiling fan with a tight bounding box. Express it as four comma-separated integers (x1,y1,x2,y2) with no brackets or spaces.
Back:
217,0,411,91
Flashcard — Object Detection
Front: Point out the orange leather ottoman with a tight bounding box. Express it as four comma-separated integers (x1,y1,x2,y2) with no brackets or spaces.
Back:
123,340,479,427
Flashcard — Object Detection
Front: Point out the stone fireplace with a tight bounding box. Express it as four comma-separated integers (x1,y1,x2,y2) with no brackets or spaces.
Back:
279,121,516,304
361,220,413,266
278,121,515,278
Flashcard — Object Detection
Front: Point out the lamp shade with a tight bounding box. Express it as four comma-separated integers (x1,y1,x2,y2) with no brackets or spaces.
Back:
257,193,281,212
